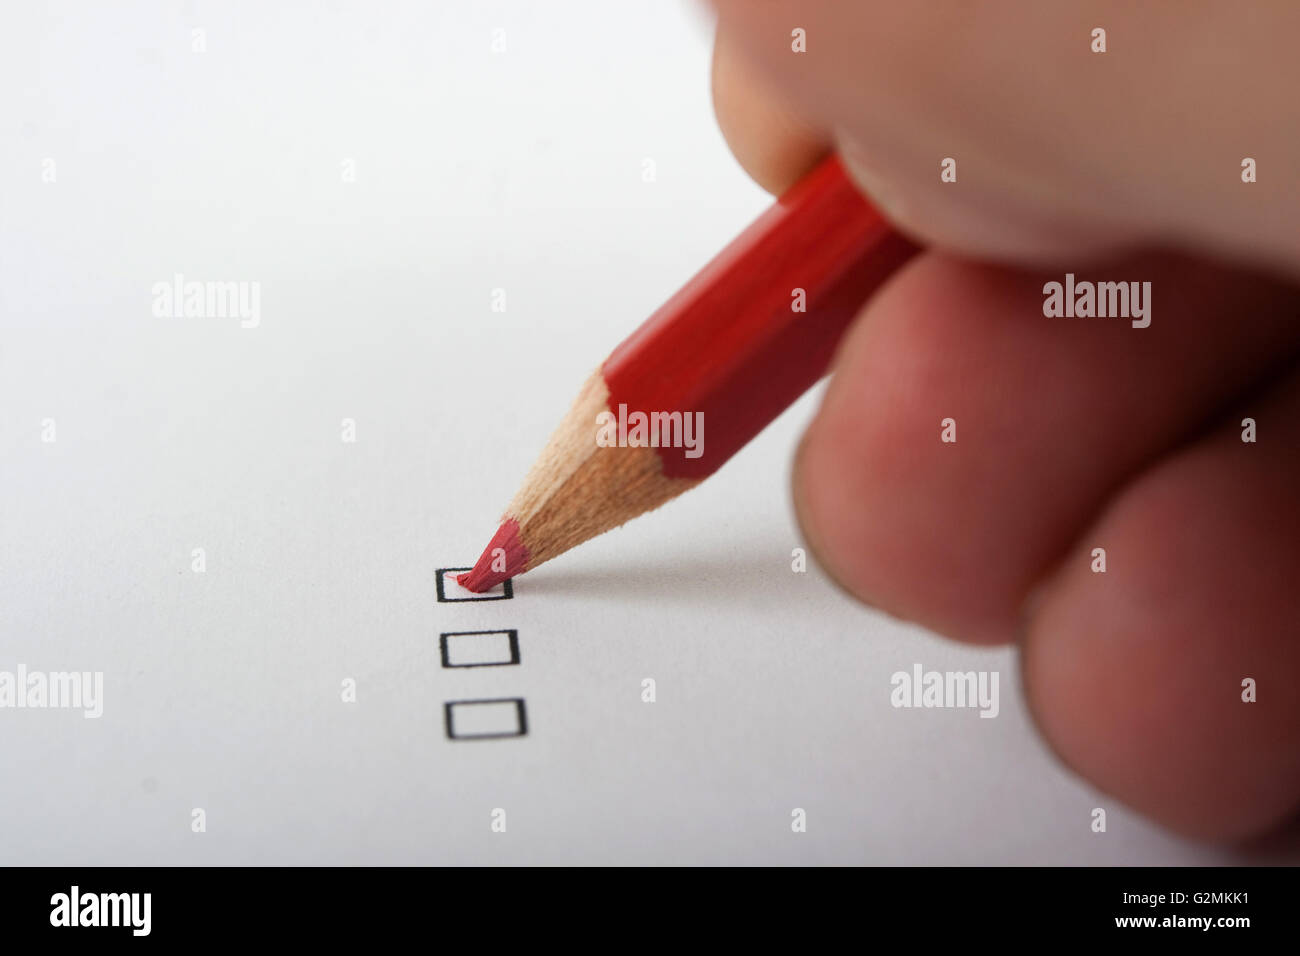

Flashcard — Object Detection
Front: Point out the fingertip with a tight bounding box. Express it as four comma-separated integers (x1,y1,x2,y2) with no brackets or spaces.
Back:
1019,393,1300,841
791,404,862,605
790,356,915,627
711,26,829,195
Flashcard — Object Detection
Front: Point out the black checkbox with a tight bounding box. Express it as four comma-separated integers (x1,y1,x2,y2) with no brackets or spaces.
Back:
440,629,521,668
444,697,528,740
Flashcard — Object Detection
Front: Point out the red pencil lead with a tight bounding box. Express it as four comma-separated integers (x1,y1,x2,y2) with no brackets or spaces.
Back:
458,518,528,593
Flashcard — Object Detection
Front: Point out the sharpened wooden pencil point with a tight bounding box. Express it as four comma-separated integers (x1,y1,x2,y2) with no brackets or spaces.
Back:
458,156,917,592
458,372,699,592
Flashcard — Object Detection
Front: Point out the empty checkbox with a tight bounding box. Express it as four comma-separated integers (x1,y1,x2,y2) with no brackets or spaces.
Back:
444,698,528,740
436,567,513,602
441,629,520,668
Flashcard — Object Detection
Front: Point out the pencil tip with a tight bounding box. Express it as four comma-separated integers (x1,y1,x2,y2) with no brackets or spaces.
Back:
457,518,528,592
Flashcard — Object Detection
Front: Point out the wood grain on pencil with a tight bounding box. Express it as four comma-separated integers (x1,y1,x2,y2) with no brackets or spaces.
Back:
458,155,919,592
457,373,698,592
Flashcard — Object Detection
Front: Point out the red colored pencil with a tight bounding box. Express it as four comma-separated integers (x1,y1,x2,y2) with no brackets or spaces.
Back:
459,154,919,592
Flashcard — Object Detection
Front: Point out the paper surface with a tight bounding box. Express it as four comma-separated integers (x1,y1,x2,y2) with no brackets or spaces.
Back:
0,0,1247,864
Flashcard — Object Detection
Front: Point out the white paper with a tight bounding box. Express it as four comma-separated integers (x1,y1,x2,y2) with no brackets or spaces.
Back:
0,0,1249,864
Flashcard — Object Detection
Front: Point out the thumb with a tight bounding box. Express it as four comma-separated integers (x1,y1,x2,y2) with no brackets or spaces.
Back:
712,0,1300,277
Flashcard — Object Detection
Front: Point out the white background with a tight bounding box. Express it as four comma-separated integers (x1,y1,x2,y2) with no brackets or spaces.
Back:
0,0,1259,863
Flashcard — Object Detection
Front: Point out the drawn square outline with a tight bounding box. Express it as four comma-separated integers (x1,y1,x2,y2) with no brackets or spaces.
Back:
435,567,513,602
440,629,521,668
444,697,528,740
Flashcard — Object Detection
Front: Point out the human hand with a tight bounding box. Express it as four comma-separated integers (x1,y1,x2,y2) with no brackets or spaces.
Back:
711,0,1300,842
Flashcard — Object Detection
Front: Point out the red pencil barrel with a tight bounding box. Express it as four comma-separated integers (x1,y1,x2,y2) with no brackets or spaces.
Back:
601,154,919,480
